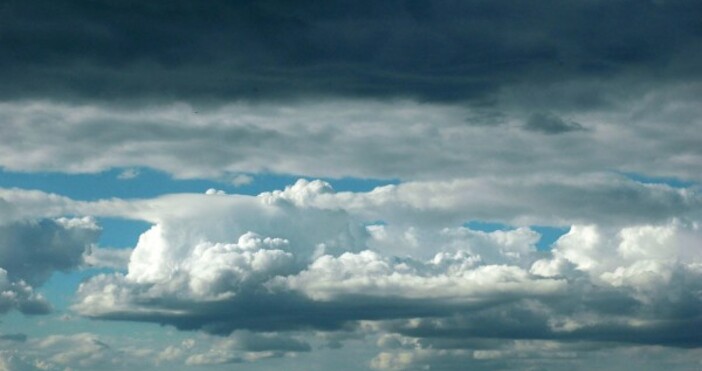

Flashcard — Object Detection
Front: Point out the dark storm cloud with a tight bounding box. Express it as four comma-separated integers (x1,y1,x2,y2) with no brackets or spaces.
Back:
1,0,701,103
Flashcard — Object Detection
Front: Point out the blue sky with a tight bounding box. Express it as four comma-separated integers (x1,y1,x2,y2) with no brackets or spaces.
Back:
1,2,702,370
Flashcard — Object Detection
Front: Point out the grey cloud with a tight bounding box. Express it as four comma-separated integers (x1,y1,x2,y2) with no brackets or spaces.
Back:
0,218,99,286
524,112,586,134
296,176,702,227
1,94,702,182
386,286,702,348
0,271,51,315
0,1,700,104
74,275,482,335
0,217,98,315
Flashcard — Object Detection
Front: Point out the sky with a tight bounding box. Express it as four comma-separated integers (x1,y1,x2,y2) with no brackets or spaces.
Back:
1,1,702,370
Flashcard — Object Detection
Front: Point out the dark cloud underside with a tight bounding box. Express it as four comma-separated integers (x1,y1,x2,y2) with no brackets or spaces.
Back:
1,0,701,103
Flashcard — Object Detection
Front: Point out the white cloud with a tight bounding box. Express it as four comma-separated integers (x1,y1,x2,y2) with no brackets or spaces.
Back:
272,250,564,301
63,180,700,351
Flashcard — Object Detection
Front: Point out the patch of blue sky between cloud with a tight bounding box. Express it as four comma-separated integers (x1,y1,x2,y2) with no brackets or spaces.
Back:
0,167,243,200
0,167,398,201
465,220,569,251
619,171,699,189
98,218,152,248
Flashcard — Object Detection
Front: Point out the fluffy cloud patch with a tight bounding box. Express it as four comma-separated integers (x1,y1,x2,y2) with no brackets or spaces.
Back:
63,180,702,360
1,1,701,369
273,250,564,301
0,179,699,367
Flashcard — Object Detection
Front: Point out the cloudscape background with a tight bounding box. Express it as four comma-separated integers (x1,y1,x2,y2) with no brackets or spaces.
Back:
1,1,701,370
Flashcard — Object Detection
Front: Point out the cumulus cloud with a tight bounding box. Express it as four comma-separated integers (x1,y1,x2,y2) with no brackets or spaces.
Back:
1,180,701,367
1,1,701,369
372,221,702,360
272,250,564,301
60,179,701,365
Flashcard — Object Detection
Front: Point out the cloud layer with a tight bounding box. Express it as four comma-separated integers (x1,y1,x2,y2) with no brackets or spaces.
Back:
1,1,701,369
32,180,693,369
0,175,700,368
1,1,701,103
1,87,702,182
